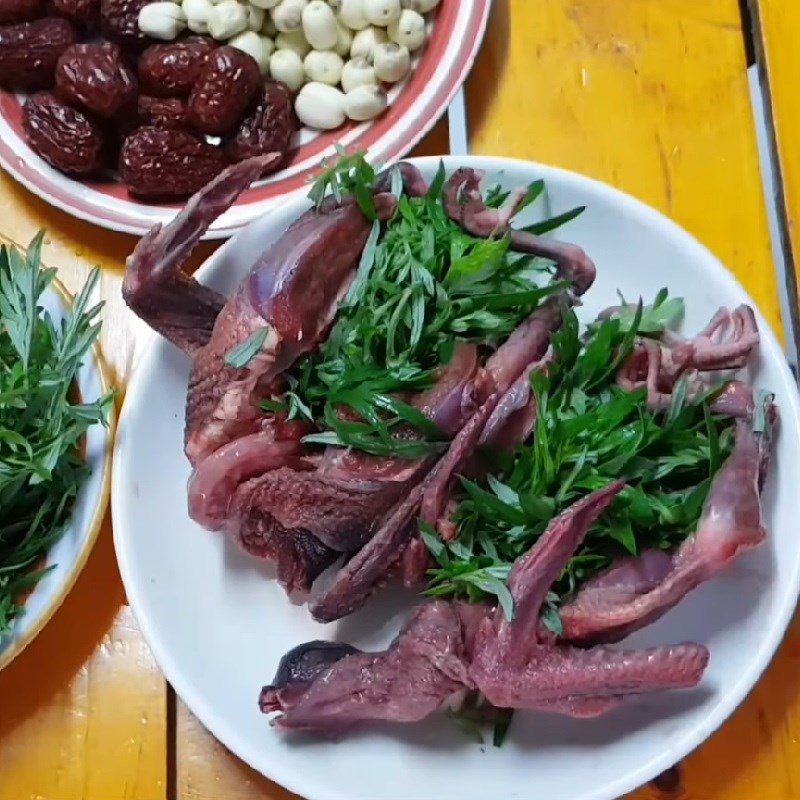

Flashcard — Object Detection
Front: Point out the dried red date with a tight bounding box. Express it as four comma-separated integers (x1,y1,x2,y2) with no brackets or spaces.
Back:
56,42,137,118
53,0,100,26
23,90,105,174
119,124,227,198
0,0,44,24
225,80,295,169
186,45,260,135
138,94,185,128
138,36,214,97
0,17,77,90
100,0,149,47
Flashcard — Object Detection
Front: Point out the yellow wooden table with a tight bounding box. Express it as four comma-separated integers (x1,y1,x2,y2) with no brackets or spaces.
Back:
1,2,799,798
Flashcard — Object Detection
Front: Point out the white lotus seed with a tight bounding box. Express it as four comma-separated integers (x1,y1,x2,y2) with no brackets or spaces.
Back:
333,17,352,55
340,55,374,92
272,0,307,31
304,49,344,84
175,0,427,131
207,0,247,39
274,27,311,56
303,0,339,50
343,83,387,120
372,40,409,81
400,0,437,11
247,3,264,29
339,0,367,30
138,2,186,40
182,0,213,33
229,30,270,72
295,81,345,128
269,47,305,90
363,0,399,26
387,8,424,50
301,0,338,49
349,24,387,61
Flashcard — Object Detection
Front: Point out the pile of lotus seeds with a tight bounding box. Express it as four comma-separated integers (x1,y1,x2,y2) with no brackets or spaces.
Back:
137,0,439,129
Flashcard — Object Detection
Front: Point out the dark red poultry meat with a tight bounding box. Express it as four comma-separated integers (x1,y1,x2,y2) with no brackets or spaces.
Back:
123,157,595,604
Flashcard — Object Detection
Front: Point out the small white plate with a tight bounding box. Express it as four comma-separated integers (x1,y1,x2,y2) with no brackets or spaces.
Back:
0,0,490,238
0,277,114,670
113,156,800,800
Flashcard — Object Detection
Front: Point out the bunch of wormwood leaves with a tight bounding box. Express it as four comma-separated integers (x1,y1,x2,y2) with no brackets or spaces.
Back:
0,233,112,634
422,292,735,632
233,151,583,458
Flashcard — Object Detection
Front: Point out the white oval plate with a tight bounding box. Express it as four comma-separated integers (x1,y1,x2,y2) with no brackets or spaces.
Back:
0,0,489,238
0,277,114,670
113,156,800,800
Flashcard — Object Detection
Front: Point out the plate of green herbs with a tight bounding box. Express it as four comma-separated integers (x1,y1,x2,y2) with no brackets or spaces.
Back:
114,156,800,800
0,233,113,669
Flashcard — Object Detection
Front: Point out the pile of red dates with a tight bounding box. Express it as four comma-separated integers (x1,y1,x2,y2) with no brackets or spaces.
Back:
0,0,296,198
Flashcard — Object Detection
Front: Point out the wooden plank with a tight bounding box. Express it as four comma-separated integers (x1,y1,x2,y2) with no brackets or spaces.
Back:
673,612,800,799
465,1,796,798
177,701,300,800
0,171,170,800
0,530,167,800
469,0,782,335
749,0,800,307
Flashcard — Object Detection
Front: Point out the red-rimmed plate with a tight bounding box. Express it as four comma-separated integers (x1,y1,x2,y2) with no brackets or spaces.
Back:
0,0,490,238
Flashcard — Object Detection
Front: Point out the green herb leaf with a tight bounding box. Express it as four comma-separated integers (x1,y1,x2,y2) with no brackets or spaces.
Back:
0,234,109,634
514,180,545,215
224,327,269,368
754,390,774,434
419,520,447,564
426,293,739,622
260,398,288,414
344,220,381,307
485,185,510,209
541,603,563,636
520,206,585,235
612,291,684,334
467,571,515,620
492,708,514,747
307,147,376,211
609,516,637,555
427,159,446,199
268,153,577,458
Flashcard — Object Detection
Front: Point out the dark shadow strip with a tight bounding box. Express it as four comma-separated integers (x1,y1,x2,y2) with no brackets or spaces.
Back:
744,0,800,369
167,682,177,799
739,0,756,66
